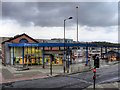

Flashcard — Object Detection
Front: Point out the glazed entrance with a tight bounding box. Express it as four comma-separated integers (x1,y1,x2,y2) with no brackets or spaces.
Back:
10,47,63,65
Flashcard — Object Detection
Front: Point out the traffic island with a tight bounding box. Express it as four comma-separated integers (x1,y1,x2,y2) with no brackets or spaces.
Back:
70,65,93,74
14,64,29,71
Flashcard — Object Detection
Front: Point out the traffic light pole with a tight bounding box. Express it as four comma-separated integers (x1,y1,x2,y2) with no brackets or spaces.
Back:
93,68,96,89
93,72,96,89
50,54,53,76
50,58,52,76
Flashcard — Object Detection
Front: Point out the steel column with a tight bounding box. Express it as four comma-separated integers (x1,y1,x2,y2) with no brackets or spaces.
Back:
27,47,28,66
35,47,36,64
22,46,24,65
9,47,11,65
105,47,108,63
43,46,45,68
13,47,14,65
86,47,88,66
31,46,32,65
68,47,70,69
38,47,40,65
101,47,103,59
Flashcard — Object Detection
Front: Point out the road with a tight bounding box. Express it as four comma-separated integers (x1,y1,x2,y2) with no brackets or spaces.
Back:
2,64,119,89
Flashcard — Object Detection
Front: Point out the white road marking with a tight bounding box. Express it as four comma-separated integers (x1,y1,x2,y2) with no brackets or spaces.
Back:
77,79,93,84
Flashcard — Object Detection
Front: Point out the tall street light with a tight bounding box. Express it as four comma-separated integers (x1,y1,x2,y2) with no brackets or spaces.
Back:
76,6,79,43
64,17,72,73
76,6,79,59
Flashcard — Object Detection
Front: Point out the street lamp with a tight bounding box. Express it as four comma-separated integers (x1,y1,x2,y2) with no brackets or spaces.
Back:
76,6,79,58
64,17,72,73
76,6,79,43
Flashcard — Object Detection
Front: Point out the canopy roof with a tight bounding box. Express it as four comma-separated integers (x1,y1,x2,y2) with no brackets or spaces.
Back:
8,43,120,48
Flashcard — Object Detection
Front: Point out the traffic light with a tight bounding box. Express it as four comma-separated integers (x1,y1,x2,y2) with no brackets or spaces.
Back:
93,75,96,80
50,54,54,61
94,59,99,68
93,54,99,68
93,68,96,73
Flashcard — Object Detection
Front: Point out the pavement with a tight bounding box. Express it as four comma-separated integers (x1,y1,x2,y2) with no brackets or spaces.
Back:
85,81,120,89
84,60,120,89
0,59,119,85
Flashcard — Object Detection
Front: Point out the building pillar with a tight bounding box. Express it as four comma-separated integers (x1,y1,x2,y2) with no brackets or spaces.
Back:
13,47,14,65
105,47,108,63
68,47,70,69
35,47,36,64
9,47,11,65
38,47,40,65
31,46,32,65
22,46,24,65
101,47,103,59
43,46,45,68
86,47,88,66
27,46,28,66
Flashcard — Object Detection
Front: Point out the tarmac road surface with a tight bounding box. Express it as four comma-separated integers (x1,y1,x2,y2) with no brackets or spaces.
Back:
2,63,119,89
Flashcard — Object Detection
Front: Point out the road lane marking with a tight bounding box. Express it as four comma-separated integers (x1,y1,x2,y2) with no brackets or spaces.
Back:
64,75,93,84
78,79,93,84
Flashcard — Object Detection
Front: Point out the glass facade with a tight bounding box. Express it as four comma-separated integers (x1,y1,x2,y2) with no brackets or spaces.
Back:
10,47,43,65
44,57,63,65
10,47,63,65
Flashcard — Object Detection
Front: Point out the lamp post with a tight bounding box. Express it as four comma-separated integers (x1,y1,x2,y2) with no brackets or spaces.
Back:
64,17,72,73
76,6,79,43
76,6,79,59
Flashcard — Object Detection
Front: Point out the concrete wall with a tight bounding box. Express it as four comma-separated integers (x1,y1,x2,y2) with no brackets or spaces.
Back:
0,37,11,61
5,42,11,65
2,44,5,63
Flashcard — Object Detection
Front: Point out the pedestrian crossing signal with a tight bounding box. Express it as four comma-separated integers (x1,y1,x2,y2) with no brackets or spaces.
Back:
93,54,99,68
93,69,96,73
93,75,96,79
50,54,54,61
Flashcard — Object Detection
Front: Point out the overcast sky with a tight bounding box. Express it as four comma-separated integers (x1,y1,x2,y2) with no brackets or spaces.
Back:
1,2,118,43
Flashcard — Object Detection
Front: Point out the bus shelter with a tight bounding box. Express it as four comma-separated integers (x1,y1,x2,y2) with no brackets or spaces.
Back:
8,43,120,68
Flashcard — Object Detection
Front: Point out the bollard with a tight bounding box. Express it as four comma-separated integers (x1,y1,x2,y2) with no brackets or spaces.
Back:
83,66,85,72
78,67,80,72
82,66,84,71
71,67,73,73
85,66,86,71
82,66,83,72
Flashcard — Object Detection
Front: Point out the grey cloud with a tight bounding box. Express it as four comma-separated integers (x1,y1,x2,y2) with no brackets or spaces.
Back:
2,2,117,27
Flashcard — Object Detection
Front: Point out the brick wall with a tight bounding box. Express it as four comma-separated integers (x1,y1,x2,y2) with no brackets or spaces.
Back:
2,35,38,64
10,35,37,43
